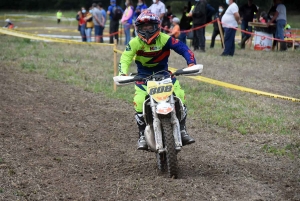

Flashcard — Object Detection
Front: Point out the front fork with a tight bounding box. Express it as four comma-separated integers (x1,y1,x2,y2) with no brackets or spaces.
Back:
150,95,182,153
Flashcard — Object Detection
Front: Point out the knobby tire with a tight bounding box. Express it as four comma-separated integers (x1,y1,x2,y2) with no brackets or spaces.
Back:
161,118,178,178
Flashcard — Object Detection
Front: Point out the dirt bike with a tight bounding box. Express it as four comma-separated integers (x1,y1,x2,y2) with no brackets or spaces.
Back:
113,65,203,178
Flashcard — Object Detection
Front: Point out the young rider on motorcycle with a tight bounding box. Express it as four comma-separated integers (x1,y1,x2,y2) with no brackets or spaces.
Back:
118,10,197,150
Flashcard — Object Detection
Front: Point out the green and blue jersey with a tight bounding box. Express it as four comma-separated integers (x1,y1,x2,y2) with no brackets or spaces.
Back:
119,32,196,78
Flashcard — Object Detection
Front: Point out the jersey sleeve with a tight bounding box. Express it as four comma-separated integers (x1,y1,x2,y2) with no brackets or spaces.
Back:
167,37,196,66
118,39,138,75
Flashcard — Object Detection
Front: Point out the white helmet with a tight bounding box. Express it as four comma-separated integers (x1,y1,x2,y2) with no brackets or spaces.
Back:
5,19,11,22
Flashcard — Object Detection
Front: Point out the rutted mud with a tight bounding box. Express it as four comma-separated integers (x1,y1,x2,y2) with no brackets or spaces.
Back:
0,65,299,201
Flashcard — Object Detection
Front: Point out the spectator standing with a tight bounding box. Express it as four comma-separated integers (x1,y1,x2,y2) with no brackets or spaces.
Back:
206,4,216,24
268,0,277,20
107,0,123,44
3,19,14,29
92,3,105,43
162,5,172,33
267,0,287,50
210,5,225,48
179,6,192,44
168,17,180,39
121,0,134,45
148,0,166,21
85,8,94,42
99,3,107,43
203,3,216,42
239,0,258,49
221,0,241,56
76,8,87,42
268,0,277,50
57,10,63,24
190,0,207,52
133,0,148,37
259,11,268,23
134,0,147,20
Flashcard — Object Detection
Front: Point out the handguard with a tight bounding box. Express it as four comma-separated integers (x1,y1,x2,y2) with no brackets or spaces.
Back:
113,76,135,86
173,64,203,76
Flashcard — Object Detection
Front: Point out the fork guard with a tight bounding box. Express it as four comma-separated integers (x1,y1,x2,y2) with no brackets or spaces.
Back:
144,111,182,152
143,91,185,152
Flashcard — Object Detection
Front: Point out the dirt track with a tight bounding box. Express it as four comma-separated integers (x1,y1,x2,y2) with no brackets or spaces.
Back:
0,65,299,201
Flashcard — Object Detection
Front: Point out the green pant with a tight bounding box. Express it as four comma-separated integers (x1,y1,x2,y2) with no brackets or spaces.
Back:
134,79,185,113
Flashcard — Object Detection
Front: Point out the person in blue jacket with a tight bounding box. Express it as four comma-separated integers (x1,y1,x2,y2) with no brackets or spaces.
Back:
133,0,147,37
107,0,123,44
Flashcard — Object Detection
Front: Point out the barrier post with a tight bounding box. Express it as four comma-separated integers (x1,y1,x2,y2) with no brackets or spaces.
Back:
217,18,225,48
113,40,117,91
292,39,295,51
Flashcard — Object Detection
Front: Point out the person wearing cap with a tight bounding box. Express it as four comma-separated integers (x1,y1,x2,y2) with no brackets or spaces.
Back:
168,17,180,39
107,0,124,44
4,19,14,29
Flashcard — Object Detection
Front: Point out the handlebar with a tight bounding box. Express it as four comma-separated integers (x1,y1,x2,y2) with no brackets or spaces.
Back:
114,64,203,85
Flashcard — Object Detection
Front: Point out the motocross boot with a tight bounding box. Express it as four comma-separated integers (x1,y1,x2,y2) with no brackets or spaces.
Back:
135,113,148,150
180,106,195,146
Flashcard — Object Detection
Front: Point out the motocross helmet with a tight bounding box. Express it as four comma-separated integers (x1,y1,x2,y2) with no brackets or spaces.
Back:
135,10,161,45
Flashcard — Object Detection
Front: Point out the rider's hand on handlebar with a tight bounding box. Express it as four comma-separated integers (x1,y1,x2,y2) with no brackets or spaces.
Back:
119,73,127,76
187,63,195,67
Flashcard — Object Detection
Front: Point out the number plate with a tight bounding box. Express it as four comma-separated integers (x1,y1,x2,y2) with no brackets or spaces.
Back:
147,81,174,102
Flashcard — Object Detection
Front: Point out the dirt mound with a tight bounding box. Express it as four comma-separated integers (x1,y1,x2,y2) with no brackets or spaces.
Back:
0,65,299,200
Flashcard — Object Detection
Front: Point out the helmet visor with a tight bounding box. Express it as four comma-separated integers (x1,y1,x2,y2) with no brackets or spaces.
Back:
137,24,156,33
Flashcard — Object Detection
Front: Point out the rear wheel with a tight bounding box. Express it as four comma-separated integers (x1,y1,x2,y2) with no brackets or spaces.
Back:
161,118,178,178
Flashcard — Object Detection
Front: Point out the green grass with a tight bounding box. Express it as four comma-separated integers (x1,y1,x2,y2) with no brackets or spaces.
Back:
262,142,300,159
287,14,300,28
0,10,79,18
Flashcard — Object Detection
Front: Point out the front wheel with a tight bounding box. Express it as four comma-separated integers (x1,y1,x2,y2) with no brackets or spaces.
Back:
156,152,166,172
161,118,178,178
